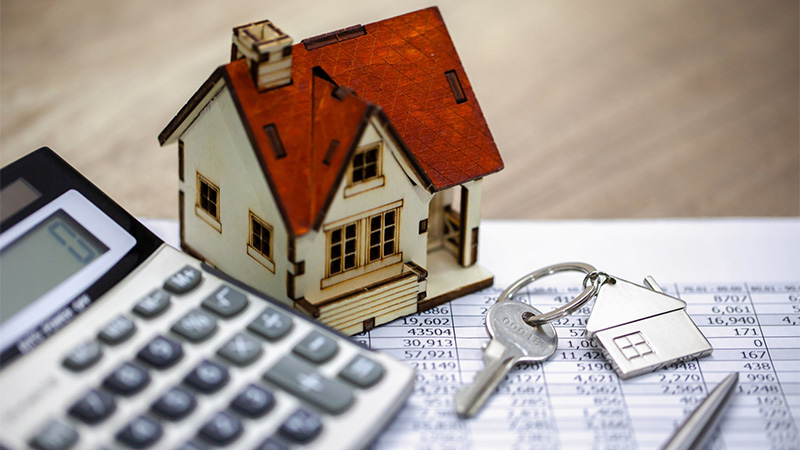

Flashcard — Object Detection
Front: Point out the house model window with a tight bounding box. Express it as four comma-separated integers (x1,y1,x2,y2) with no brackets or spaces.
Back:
249,212,273,260
351,145,380,184
328,222,358,276
246,211,275,273
196,173,221,231
368,209,398,262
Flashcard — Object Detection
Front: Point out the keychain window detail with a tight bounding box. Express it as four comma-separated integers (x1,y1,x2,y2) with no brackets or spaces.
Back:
367,209,398,263
614,332,653,360
351,145,380,184
328,222,358,276
248,212,273,261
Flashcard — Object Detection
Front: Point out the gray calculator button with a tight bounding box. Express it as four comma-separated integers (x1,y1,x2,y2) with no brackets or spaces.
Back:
256,437,289,450
62,340,102,372
151,387,196,420
230,384,275,418
278,409,323,443
293,331,338,364
163,266,202,294
30,420,78,450
339,355,384,388
201,285,248,318
184,360,229,393
247,307,293,341
68,389,116,425
171,310,217,342
98,315,136,345
115,415,162,448
176,443,207,450
197,411,242,446
103,362,150,396
137,335,183,369
263,355,354,414
133,289,171,318
217,333,262,366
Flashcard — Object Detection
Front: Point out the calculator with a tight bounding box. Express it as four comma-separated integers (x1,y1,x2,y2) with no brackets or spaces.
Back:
0,147,414,449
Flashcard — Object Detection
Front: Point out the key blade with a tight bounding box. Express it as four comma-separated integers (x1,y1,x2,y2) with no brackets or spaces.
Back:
455,340,516,418
454,300,558,419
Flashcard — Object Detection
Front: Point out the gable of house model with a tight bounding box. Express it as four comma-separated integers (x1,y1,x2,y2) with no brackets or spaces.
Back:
171,76,290,295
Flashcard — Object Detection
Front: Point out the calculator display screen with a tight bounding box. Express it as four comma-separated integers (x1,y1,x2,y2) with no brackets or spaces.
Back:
0,189,137,361
0,210,109,324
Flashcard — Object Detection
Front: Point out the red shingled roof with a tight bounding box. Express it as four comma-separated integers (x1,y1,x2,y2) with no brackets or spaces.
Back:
160,7,503,236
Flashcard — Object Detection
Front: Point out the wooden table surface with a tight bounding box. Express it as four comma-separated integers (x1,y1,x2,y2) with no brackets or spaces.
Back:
2,0,798,220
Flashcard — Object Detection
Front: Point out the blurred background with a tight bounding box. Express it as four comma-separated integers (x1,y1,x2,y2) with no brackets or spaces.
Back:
1,0,798,220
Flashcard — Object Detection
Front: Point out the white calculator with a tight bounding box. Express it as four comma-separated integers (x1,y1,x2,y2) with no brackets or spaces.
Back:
0,148,414,449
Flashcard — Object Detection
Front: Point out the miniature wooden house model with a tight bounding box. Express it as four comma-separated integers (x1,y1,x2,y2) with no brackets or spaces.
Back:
159,7,504,334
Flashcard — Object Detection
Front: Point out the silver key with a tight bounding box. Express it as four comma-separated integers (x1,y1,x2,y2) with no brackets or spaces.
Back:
455,300,558,418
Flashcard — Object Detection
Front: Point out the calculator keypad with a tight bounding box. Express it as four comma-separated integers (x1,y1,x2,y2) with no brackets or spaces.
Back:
10,252,413,450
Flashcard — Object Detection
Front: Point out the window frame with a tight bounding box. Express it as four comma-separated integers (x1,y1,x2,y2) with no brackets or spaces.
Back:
321,201,404,289
350,144,380,184
367,208,399,263
195,172,222,232
326,220,359,277
344,142,385,197
247,211,275,272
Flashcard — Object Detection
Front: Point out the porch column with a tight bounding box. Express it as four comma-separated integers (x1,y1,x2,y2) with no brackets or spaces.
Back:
460,178,483,267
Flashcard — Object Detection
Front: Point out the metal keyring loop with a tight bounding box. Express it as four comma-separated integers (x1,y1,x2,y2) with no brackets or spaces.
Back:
497,262,599,327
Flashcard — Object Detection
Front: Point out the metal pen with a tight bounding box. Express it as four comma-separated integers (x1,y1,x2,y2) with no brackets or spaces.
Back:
662,372,739,450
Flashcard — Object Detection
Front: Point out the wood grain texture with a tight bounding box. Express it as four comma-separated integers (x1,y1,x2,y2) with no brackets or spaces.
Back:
1,0,797,219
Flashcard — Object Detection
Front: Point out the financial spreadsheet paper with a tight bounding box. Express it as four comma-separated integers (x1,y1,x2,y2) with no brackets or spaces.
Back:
145,218,799,450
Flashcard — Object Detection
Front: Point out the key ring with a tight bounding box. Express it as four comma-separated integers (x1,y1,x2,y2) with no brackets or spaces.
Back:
497,262,606,326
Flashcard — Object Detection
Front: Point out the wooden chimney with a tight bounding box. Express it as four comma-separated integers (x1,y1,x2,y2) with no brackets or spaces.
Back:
232,20,293,91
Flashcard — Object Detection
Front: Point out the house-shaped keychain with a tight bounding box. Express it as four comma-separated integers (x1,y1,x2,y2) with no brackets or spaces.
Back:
585,276,713,379
158,7,503,334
